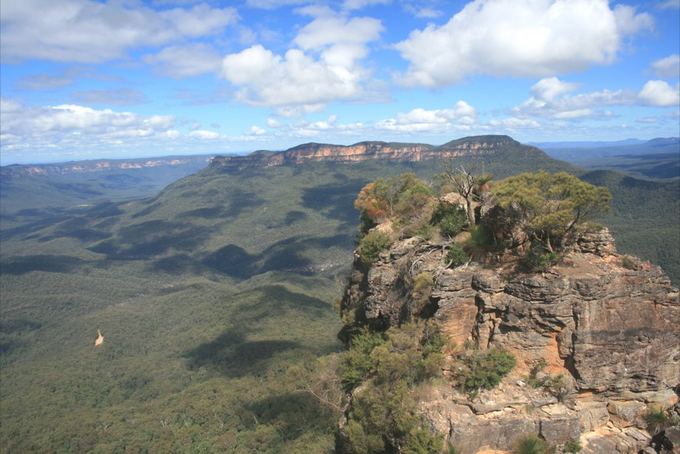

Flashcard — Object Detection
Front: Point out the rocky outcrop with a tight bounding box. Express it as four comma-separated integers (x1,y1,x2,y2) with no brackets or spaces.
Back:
210,135,542,170
340,229,680,453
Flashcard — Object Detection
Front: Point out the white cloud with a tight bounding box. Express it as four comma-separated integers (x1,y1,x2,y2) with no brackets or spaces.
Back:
612,4,654,35
553,109,594,119
396,0,653,87
161,129,181,139
402,0,443,18
266,117,282,128
530,77,578,102
283,115,364,137
0,0,237,62
222,45,364,108
249,125,267,135
413,7,442,18
638,80,680,107
488,117,541,128
515,77,636,119
294,15,382,53
221,14,382,111
0,99,178,152
188,129,221,139
651,54,680,78
144,44,222,77
374,101,476,133
342,0,391,10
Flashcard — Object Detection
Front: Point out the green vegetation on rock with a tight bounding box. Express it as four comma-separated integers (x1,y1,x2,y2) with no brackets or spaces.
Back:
431,202,467,238
513,435,550,454
357,230,392,264
446,243,469,267
340,323,445,454
492,171,611,253
455,348,516,395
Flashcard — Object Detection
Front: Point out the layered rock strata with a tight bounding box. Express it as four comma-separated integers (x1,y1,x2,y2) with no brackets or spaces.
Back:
340,229,680,453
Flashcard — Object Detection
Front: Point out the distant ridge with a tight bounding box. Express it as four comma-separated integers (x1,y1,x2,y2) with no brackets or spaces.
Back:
210,135,539,169
1,155,212,178
533,138,646,149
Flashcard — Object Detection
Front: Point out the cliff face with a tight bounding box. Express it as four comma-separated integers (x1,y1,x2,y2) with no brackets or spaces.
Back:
340,230,680,453
209,135,532,169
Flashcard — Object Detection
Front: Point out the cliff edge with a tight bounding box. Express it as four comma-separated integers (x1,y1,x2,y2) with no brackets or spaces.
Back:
337,172,680,454
209,135,542,169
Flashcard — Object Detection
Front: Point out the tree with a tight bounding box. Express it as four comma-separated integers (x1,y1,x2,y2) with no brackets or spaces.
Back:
441,164,493,228
355,182,389,223
354,173,435,228
491,171,611,252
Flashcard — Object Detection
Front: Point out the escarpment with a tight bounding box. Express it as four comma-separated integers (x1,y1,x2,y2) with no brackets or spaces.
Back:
209,135,540,169
337,174,680,454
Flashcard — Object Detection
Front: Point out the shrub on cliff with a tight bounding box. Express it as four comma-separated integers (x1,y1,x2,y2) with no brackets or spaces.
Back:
340,323,445,453
520,243,560,272
358,231,392,264
446,244,469,268
563,439,582,453
513,435,550,454
411,272,434,314
455,348,516,395
354,173,436,238
340,330,386,392
431,202,467,237
491,171,611,253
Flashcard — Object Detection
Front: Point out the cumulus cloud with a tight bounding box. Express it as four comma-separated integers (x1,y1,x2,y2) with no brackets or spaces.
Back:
144,44,222,77
0,0,237,62
396,0,653,87
249,125,267,135
0,99,178,153
188,129,221,139
284,115,364,137
374,101,476,133
487,117,541,128
638,80,680,107
530,77,579,102
651,54,680,78
266,117,283,128
221,14,382,111
514,77,636,119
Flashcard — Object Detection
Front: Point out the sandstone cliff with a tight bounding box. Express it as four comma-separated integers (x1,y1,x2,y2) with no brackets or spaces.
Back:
339,228,680,453
209,135,541,170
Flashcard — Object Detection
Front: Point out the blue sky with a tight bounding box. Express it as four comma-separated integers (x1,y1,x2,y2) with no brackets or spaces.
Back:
1,0,679,164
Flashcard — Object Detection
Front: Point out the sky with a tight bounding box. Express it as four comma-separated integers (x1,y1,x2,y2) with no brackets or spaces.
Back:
1,0,679,164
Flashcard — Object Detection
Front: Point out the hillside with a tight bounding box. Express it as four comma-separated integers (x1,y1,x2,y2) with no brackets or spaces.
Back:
1,135,678,452
582,170,680,280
